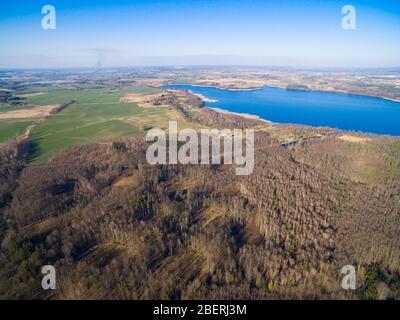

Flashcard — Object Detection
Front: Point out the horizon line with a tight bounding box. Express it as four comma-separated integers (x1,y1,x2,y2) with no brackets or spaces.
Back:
1,65,400,72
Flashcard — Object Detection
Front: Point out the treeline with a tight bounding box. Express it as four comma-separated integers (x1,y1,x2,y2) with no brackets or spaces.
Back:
0,138,29,232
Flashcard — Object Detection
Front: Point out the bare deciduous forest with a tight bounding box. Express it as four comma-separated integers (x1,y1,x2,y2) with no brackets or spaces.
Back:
0,107,399,300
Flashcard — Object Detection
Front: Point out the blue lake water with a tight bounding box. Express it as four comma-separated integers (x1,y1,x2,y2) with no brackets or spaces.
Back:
163,84,400,136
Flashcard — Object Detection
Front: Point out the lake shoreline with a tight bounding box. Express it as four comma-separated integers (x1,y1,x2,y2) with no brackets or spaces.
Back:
163,83,400,104
206,107,272,124
162,84,400,136
285,86,400,104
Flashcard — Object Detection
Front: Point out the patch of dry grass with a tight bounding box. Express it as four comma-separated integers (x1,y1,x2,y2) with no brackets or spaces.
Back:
338,135,372,144
0,105,60,119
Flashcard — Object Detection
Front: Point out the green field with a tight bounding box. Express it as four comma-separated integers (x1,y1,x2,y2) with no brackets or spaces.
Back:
1,85,202,163
0,118,37,143
29,86,202,163
0,105,35,112
28,87,156,162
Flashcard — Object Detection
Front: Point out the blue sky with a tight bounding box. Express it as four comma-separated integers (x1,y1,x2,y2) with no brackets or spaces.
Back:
0,0,399,68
